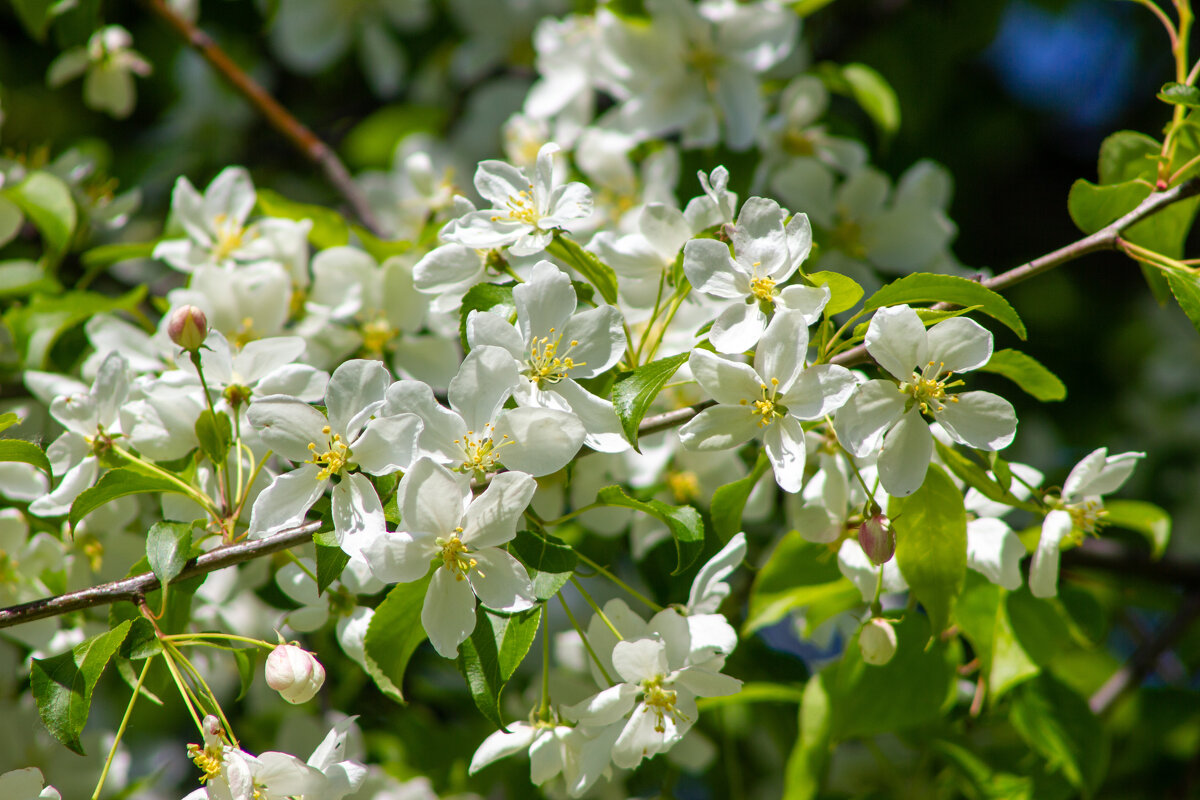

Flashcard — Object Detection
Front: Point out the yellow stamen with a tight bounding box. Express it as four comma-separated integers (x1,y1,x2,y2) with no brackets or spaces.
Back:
525,329,585,386
437,528,482,581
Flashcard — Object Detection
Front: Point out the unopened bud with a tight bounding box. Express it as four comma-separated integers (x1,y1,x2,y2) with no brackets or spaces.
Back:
167,305,208,352
265,644,325,704
858,511,895,566
859,617,898,666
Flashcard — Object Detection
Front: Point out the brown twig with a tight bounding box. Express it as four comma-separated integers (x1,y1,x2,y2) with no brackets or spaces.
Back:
0,521,320,630
141,0,384,236
829,175,1200,368
1089,592,1200,714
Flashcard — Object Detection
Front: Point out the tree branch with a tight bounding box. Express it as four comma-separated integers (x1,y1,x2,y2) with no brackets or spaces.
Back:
1089,592,1200,714
829,176,1200,368
141,0,384,236
0,522,320,630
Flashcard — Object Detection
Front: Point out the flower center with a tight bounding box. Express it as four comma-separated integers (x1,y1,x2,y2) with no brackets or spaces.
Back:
453,426,513,478
1066,499,1108,535
211,213,248,262
493,185,541,227
749,274,777,305
360,317,396,356
233,317,259,348
667,470,701,503
307,425,350,480
640,674,686,734
902,361,963,415
783,129,817,156
829,215,867,259
188,743,223,785
525,329,584,387
437,529,482,581
742,378,785,428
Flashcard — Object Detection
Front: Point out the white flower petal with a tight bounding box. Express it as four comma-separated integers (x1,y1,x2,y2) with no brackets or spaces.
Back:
561,683,639,725
352,414,422,475
865,305,929,382
248,397,331,463
612,638,668,683
514,261,576,345
934,390,1016,451
423,566,478,658
834,379,906,458
926,316,993,374
682,238,744,299
249,465,326,536
466,310,526,361
560,305,626,377
399,458,466,536
333,473,386,558
494,406,585,476
877,406,933,497
463,471,537,548
678,405,761,452
325,359,390,438
449,346,519,431
688,349,762,405
467,548,535,612
1031,509,1073,598
782,364,858,420
966,517,1024,590
764,416,806,493
361,530,437,584
469,724,537,775
675,666,741,698
709,301,768,354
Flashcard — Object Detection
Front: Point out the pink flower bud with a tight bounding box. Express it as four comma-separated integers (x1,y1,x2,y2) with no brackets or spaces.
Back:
858,512,895,566
167,304,208,352
265,644,325,704
859,617,898,666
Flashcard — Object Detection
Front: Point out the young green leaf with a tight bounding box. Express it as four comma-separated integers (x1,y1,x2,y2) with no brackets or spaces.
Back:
841,63,901,139
69,468,194,529
363,574,432,703
146,521,193,584
889,464,968,636
194,409,233,466
1167,272,1200,335
457,606,542,731
2,171,76,254
1104,500,1171,559
977,349,1066,402
1158,82,1200,108
864,273,1026,339
610,352,689,450
233,648,258,702
80,241,159,270
31,620,133,755
545,235,618,304
314,529,351,595
509,529,577,601
783,673,832,800
118,618,163,661
595,485,704,575
744,531,855,634
807,271,863,316
256,189,350,250
710,451,770,542
0,438,53,477
1010,675,1109,794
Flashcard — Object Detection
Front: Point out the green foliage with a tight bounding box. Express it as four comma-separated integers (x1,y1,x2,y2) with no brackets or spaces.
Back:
0,437,52,476
595,485,704,574
314,529,351,595
69,467,193,529
978,348,1067,401
864,273,1027,338
955,576,1039,701
363,575,432,703
2,171,76,256
817,62,901,140
146,521,193,584
890,464,968,635
3,285,146,368
544,236,618,304
934,440,1041,514
1011,675,1109,795
1166,271,1200,334
1104,500,1172,559
710,451,770,542
509,529,577,602
744,531,857,634
256,189,350,250
783,673,832,800
342,105,447,169
458,282,515,352
806,270,863,316
610,352,689,450
456,607,542,730
1158,82,1200,108
194,408,233,466
31,620,132,755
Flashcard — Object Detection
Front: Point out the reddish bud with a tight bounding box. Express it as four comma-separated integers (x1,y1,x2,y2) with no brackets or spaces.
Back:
167,304,208,352
858,511,895,566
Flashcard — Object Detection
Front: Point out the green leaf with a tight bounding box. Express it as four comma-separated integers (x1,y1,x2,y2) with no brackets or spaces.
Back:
0,260,61,297
31,620,132,755
1006,588,1071,666
459,282,515,352
342,104,447,169
864,273,1026,339
934,440,1040,514
933,739,1034,800
744,531,853,634
457,606,541,730
595,485,704,575
509,529,577,602
0,197,21,249
233,648,257,702
256,189,350,250
363,574,432,703
314,529,351,595
977,348,1066,401
118,618,163,661
710,451,770,542
841,63,901,138
3,284,147,368
790,0,837,17
10,0,56,39
2,171,77,254
807,270,863,316
955,578,1039,702
1097,131,1160,185
1159,82,1200,108
0,438,52,477
1104,500,1171,559
0,413,19,434
194,409,233,466
146,521,193,584
783,673,832,800
1010,675,1109,795
1167,271,1200,335
79,241,158,270
889,464,968,635
829,614,956,739
69,468,194,529
695,681,806,709
1069,178,1200,263
545,235,618,304
610,353,689,450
